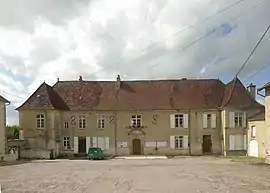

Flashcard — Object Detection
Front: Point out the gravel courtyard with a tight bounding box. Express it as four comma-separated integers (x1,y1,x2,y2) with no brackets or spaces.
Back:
1,157,270,193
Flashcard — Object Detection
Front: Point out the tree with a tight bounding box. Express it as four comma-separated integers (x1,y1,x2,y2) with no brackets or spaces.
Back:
6,125,19,140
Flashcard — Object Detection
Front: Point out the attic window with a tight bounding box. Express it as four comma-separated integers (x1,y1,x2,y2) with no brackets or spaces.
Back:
37,95,40,98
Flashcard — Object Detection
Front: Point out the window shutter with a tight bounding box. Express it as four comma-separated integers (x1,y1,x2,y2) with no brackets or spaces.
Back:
183,135,189,149
98,137,105,150
229,112,235,128
170,114,175,128
92,137,97,147
170,136,175,149
203,114,207,128
74,137,78,153
229,135,235,150
243,112,247,128
105,137,110,150
211,113,216,128
243,135,247,150
86,137,91,153
184,113,189,128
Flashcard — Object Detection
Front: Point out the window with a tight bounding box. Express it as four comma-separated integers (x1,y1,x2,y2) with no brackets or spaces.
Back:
131,115,142,127
234,112,244,127
64,122,69,129
251,126,256,138
36,114,45,129
175,114,184,128
175,136,184,149
63,137,70,150
78,116,86,129
229,135,246,150
97,115,105,129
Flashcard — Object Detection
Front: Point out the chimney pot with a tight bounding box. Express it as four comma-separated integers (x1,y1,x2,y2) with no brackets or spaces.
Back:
247,83,256,99
79,76,83,81
116,75,121,89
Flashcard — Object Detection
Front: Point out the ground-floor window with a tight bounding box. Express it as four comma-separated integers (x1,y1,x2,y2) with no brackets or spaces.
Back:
63,137,70,150
93,137,110,150
170,135,188,149
175,136,184,149
229,135,246,150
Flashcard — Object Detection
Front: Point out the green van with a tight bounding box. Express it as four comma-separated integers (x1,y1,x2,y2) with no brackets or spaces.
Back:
87,147,104,160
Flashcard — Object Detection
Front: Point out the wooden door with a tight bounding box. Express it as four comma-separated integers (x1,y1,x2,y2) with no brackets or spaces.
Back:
202,135,212,154
132,138,141,155
78,137,86,154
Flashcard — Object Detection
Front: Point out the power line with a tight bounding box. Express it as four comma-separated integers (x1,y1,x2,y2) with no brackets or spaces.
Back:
235,24,270,77
243,61,270,83
87,0,255,77
0,90,25,100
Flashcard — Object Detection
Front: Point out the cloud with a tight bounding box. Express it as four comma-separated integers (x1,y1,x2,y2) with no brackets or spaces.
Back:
0,0,269,124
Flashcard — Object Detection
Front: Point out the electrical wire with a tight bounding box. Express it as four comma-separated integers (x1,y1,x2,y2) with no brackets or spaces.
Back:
243,61,270,83
86,0,257,78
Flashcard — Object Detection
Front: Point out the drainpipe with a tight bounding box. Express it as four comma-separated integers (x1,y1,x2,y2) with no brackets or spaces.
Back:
114,111,117,156
188,109,191,155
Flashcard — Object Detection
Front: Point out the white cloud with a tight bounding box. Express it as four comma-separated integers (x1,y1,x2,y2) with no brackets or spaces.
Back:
0,0,269,124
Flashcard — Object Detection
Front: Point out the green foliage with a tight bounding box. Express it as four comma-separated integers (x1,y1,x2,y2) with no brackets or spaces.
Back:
6,125,19,140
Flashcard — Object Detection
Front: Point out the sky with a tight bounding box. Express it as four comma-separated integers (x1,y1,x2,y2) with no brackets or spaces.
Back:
0,0,270,125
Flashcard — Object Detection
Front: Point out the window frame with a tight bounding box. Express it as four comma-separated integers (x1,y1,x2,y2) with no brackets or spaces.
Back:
234,112,244,127
63,137,70,150
175,136,184,149
64,122,69,129
36,114,45,129
174,114,184,128
251,125,256,138
131,115,142,127
97,115,105,129
78,116,86,129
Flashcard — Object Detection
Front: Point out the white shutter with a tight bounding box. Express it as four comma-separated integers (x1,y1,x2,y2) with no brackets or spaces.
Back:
183,135,189,149
229,135,235,150
74,137,78,153
243,112,247,128
98,137,105,150
184,113,189,128
203,114,207,128
170,114,175,128
86,137,91,153
170,136,175,149
229,112,235,128
211,113,216,128
243,135,247,150
105,137,110,150
92,137,97,147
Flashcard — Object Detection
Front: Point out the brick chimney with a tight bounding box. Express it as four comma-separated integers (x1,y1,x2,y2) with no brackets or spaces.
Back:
247,83,256,99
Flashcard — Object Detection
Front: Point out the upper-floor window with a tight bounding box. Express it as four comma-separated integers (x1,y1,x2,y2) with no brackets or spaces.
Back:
36,114,45,129
131,115,142,127
251,125,256,138
64,122,69,129
97,115,105,129
175,114,184,128
78,116,86,129
203,113,216,128
170,113,188,128
234,112,244,127
63,137,70,150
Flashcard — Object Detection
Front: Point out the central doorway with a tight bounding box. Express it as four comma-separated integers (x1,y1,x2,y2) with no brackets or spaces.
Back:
78,137,86,154
132,138,141,155
202,135,212,154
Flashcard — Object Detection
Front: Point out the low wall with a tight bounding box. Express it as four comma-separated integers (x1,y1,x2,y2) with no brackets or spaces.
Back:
20,150,51,159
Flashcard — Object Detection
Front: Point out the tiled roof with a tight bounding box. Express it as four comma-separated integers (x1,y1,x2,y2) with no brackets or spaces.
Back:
16,77,262,111
16,82,69,110
0,95,10,103
248,111,265,121
221,77,262,109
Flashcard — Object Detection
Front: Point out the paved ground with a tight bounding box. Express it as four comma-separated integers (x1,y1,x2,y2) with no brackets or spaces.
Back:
1,157,270,193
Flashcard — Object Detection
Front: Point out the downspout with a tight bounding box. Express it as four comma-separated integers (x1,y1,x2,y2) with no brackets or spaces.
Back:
188,109,191,155
114,110,117,156
4,102,11,154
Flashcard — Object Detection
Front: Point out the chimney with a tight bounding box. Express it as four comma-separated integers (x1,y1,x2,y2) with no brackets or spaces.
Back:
79,76,83,81
247,83,256,99
57,77,59,82
116,74,121,89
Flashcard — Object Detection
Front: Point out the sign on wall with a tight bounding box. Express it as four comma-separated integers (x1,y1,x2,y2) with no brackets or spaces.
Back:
146,142,156,147
157,141,167,147
117,142,128,148
145,141,167,148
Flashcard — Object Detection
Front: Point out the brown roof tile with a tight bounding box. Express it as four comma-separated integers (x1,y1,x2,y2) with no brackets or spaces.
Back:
16,82,69,110
0,95,10,103
16,78,262,111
